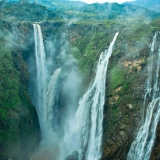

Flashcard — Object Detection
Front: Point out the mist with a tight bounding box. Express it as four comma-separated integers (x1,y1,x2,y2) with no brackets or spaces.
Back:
27,22,83,160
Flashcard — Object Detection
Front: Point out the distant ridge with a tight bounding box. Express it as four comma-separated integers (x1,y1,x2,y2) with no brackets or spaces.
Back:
127,0,160,12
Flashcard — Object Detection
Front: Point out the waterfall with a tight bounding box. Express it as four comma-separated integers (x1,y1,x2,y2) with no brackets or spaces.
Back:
127,32,160,160
33,23,61,143
33,23,119,159
61,32,119,160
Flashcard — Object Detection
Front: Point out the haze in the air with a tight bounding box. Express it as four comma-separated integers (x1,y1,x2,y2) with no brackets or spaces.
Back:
81,0,135,4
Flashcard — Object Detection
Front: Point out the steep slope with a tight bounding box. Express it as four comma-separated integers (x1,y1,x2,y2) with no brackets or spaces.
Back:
0,21,40,160
66,17,160,159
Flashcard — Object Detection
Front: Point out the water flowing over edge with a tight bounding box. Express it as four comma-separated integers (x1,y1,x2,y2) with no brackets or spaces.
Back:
127,32,160,160
33,23,119,160
33,23,61,143
61,32,119,160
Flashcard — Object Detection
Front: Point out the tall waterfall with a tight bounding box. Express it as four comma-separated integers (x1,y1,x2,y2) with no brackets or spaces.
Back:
61,32,119,160
33,23,119,160
33,23,61,143
127,32,160,160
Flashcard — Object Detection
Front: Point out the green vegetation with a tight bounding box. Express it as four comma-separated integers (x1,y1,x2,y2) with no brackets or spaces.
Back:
0,38,21,156
0,36,39,159
0,1,61,22
110,67,126,90
70,21,117,79
63,2,160,20
0,1,160,159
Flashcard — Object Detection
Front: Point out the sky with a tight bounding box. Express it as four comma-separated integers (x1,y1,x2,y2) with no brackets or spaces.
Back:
81,0,135,4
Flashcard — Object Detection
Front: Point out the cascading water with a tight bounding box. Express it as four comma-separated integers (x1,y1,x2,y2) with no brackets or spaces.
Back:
33,23,61,143
61,32,119,160
33,23,119,160
127,32,160,160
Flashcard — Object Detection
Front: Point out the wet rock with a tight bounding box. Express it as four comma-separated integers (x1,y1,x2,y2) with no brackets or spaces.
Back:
119,131,125,137
127,104,133,109
104,147,111,156
133,114,138,117
108,140,114,146
65,151,79,160
119,124,125,131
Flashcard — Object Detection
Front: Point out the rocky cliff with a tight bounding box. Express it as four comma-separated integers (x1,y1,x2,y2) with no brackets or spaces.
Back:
0,20,40,160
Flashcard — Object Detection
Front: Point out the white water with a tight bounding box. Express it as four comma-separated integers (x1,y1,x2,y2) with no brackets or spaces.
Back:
33,24,61,143
61,32,119,160
33,24,119,160
127,32,160,160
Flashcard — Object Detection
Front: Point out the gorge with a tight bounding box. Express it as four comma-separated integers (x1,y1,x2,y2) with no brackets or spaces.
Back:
0,0,160,160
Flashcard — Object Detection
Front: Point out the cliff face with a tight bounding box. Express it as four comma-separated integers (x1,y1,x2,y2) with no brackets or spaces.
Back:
66,19,160,159
0,21,40,160
102,38,147,160
151,124,160,159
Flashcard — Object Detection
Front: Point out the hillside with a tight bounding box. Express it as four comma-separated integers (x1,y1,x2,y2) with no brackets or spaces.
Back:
128,0,160,12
